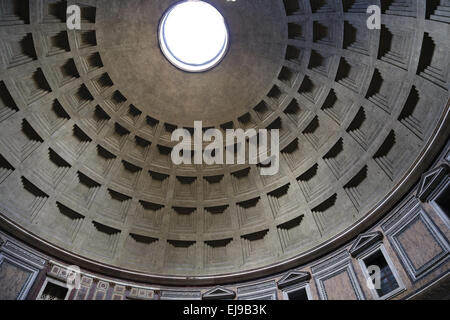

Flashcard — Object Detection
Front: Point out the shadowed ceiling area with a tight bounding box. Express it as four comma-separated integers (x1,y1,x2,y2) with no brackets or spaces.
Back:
0,0,448,284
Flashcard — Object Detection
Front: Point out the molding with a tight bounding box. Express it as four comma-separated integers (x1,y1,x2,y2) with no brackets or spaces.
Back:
202,286,236,300
349,231,384,258
277,270,311,289
385,204,449,282
160,289,202,300
314,259,365,300
0,250,43,300
416,164,449,201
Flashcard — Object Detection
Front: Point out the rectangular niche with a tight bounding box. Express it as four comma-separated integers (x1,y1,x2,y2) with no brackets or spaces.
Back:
267,117,290,141
66,84,94,112
123,233,158,264
321,89,353,125
257,160,285,187
397,85,436,141
169,207,197,234
112,160,142,190
296,163,335,203
203,175,226,200
140,115,159,136
366,68,401,114
381,0,416,18
372,130,413,181
298,75,325,104
281,138,314,171
104,90,127,112
0,0,30,26
51,58,80,88
84,145,116,178
285,44,304,65
15,68,52,105
120,104,142,126
141,170,169,198
0,81,19,123
231,167,255,194
174,176,197,200
153,145,172,168
104,123,129,151
343,20,370,56
237,197,266,228
417,33,449,90
0,153,14,184
33,148,71,189
278,66,298,87
267,85,287,106
9,177,48,221
308,49,334,77
79,105,111,134
253,101,273,121
55,125,92,159
323,137,361,180
310,0,336,13
335,57,368,94
267,184,298,218
38,202,84,242
78,3,96,23
160,123,177,141
344,0,376,13
237,112,256,130
283,98,311,127
128,136,151,162
91,73,113,94
204,205,232,233
277,215,305,252
63,171,100,209
287,22,303,40
32,99,70,135
343,165,372,211
311,193,356,237
378,24,414,70
80,52,103,73
0,118,43,163
313,20,337,46
241,230,270,264
283,0,305,16
204,238,233,269
1,32,37,69
41,0,67,23
75,30,97,49
100,189,132,223
86,221,120,259
135,200,164,231
346,106,383,151
427,1,450,23
164,240,196,270
42,31,70,56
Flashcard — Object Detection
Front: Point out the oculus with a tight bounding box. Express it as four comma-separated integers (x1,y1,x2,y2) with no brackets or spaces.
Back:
158,0,229,72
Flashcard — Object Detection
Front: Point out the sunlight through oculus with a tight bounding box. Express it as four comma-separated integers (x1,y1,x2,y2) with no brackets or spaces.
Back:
159,0,229,72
